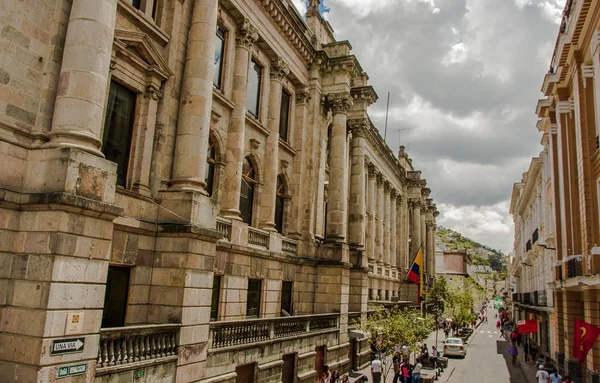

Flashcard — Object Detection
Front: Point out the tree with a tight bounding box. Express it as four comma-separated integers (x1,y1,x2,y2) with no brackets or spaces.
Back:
489,252,507,272
446,280,476,327
424,277,450,345
356,308,435,382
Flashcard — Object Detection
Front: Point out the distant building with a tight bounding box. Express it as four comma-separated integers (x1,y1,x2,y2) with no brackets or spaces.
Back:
436,248,470,283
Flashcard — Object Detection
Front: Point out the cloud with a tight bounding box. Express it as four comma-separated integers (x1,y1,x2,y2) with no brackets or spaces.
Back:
290,0,566,253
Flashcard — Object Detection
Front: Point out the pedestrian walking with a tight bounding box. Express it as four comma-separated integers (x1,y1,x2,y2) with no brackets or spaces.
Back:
371,356,382,383
561,376,575,383
412,359,422,383
536,365,550,383
523,341,530,363
330,370,339,383
508,343,519,366
549,369,562,383
392,352,401,383
530,343,538,364
401,361,411,383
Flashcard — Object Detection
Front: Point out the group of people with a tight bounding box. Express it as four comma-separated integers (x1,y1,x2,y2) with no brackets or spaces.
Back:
316,366,349,383
533,366,576,383
369,343,441,383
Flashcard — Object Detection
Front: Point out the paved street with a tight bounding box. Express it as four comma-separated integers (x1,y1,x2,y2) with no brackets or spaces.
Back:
446,310,531,383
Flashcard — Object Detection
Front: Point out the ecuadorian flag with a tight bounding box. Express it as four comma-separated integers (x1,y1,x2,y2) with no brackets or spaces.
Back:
407,248,424,303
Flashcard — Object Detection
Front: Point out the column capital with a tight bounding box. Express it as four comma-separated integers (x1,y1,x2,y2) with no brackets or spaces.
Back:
271,57,290,81
376,171,384,184
383,180,391,191
323,91,353,114
236,19,259,48
348,118,370,137
296,87,311,105
409,199,423,208
390,188,398,198
367,163,376,177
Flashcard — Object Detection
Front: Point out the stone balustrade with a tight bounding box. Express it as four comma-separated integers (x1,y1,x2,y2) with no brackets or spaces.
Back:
248,227,270,249
209,313,339,349
216,217,232,241
96,324,180,375
282,237,298,255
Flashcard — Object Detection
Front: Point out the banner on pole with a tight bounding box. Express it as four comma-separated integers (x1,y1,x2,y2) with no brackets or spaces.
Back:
573,318,600,363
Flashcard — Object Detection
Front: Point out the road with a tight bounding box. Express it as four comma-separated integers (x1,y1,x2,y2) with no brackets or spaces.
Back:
446,311,531,383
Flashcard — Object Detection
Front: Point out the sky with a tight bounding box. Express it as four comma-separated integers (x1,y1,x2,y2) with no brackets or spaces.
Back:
291,0,565,254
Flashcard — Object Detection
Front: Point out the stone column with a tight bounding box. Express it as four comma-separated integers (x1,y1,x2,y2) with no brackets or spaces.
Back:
426,221,435,277
410,200,422,258
376,173,385,268
46,0,118,155
421,213,427,274
220,20,258,219
325,92,353,242
367,165,377,264
169,0,219,192
348,118,368,248
383,182,391,268
390,189,397,269
259,58,290,230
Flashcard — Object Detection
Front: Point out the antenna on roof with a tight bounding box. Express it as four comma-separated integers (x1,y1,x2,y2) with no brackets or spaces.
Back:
384,91,390,140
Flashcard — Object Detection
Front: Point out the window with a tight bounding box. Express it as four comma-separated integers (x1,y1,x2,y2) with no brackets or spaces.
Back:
247,279,262,318
279,90,290,141
102,266,131,328
206,137,216,196
210,275,221,321
281,281,293,315
240,157,256,225
131,0,141,9
275,176,286,233
247,60,262,117
214,27,225,89
102,81,136,188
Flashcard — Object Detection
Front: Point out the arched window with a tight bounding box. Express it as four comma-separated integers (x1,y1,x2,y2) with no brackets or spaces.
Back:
205,138,216,196
240,157,256,225
275,176,286,233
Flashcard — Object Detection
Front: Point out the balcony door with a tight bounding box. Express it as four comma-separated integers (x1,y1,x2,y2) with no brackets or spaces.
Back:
282,353,296,383
314,346,326,377
102,266,131,328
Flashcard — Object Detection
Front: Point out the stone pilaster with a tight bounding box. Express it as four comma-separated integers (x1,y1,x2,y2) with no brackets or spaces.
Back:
383,182,391,269
348,118,368,250
45,0,118,155
325,91,353,242
421,211,427,274
390,189,397,269
367,165,377,264
169,0,219,192
376,173,385,268
259,58,290,231
410,200,422,258
426,221,435,278
396,194,405,273
220,20,258,219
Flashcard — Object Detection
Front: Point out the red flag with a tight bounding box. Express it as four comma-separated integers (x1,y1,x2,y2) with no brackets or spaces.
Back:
573,318,600,363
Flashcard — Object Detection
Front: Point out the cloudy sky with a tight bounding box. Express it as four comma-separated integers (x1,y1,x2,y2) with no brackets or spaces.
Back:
291,0,565,254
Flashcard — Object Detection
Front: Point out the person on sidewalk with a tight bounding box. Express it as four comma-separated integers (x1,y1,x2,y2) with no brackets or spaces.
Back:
523,341,530,363
561,376,575,383
536,365,550,383
412,359,423,383
508,342,519,366
549,369,562,383
392,352,401,383
371,355,382,383
400,360,411,383
530,343,538,364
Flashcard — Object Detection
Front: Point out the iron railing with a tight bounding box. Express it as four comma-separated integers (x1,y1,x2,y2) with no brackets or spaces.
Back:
566,256,583,278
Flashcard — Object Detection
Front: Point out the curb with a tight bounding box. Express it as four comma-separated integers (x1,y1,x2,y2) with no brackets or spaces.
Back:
440,366,456,383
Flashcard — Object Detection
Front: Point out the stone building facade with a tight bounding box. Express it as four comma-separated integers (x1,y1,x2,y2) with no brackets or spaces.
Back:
0,0,437,382
514,0,600,381
509,156,556,360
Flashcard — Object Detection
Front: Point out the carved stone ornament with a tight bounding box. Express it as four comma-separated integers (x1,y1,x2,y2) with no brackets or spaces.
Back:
236,19,259,48
325,91,353,113
348,118,369,137
296,87,311,105
144,84,162,100
250,138,260,151
271,57,290,81
307,0,320,16
280,159,290,173
211,110,222,125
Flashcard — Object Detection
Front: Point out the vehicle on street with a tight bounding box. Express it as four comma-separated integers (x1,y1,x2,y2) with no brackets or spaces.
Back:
443,338,467,358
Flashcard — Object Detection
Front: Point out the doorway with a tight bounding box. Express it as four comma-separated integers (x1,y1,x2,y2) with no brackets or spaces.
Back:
236,363,256,383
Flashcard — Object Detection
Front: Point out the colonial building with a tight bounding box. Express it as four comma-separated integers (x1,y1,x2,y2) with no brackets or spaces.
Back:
509,156,556,362
519,0,600,380
0,0,437,382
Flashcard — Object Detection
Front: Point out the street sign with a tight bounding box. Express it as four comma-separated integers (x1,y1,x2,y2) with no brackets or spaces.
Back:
50,338,85,355
56,363,87,378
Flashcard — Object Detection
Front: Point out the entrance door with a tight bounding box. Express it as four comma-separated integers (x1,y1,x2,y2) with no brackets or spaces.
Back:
282,353,296,383
349,338,357,370
236,363,255,383
315,346,326,376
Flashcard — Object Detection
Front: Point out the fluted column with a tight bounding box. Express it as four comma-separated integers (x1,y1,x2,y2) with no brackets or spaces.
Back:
376,173,385,266
46,0,118,155
367,165,377,263
421,212,427,274
220,21,258,219
259,58,290,230
383,182,391,267
325,92,353,242
169,0,219,191
410,200,422,258
390,189,397,269
348,119,369,247
426,221,435,277
396,194,405,271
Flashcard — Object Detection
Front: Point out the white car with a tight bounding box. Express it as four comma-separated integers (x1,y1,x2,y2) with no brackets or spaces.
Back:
443,337,467,358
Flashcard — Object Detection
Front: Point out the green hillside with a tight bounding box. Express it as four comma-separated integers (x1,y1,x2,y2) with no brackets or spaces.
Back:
436,226,507,272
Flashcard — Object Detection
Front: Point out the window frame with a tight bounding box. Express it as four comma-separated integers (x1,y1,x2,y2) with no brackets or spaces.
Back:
206,137,217,196
213,26,226,90
280,281,293,316
240,157,257,225
246,278,262,318
247,59,262,118
102,265,132,328
279,89,291,142
210,275,222,321
275,175,286,234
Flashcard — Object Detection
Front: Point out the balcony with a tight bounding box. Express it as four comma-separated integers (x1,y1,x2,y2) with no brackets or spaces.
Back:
523,292,532,305
566,255,583,278
209,313,339,349
96,324,180,375
512,293,520,302
533,290,549,307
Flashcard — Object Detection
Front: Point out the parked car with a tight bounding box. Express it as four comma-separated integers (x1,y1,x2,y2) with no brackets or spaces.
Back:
443,337,467,358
